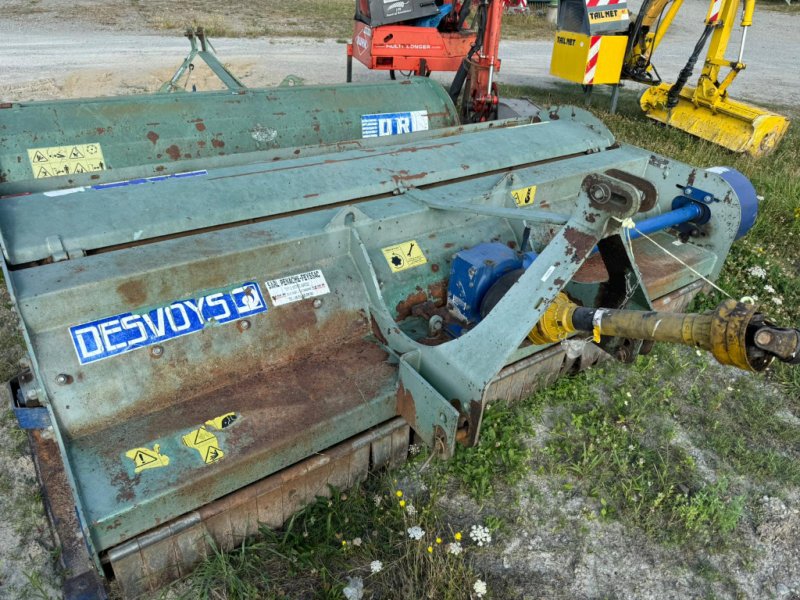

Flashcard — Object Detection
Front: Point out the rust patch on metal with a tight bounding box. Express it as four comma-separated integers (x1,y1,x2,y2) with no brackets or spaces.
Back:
195,122,206,132
29,430,97,574
197,141,206,148
564,227,597,264
391,170,428,185
211,139,225,149
165,145,181,161
396,384,417,429
304,193,319,199
430,263,440,273
146,131,159,145
395,280,447,320
507,240,517,249
117,280,147,305
371,315,388,345
96,127,106,135
444,242,455,249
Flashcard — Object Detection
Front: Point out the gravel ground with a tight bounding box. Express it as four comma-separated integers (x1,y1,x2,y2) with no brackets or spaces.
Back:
0,2,798,599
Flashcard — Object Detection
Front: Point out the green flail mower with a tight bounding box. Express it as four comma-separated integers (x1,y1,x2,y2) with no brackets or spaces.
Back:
1,31,797,599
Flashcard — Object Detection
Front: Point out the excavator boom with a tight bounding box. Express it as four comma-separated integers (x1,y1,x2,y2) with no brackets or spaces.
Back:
551,0,789,157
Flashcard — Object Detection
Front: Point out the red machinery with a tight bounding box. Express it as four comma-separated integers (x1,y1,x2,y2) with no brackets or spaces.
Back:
448,0,505,122
347,1,476,80
347,0,506,123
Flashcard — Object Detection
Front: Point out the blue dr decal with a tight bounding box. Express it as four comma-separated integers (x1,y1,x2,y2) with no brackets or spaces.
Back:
361,110,429,138
70,282,267,365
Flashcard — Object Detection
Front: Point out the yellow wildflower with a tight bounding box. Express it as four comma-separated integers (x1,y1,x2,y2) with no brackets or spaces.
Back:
436,537,442,544
395,490,403,498
399,500,406,508
427,545,433,553
454,532,462,541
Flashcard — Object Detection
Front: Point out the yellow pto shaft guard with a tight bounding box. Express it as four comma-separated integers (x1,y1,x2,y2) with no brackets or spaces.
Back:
532,297,800,372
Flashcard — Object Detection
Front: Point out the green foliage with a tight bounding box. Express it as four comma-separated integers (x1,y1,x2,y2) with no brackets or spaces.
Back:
445,401,535,502
528,361,748,546
182,476,482,600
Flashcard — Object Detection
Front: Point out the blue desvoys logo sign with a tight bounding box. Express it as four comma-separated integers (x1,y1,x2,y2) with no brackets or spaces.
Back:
69,282,267,365
361,110,429,138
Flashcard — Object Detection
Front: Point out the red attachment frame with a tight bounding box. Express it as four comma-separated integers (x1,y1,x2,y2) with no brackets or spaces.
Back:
348,21,476,77
461,0,504,121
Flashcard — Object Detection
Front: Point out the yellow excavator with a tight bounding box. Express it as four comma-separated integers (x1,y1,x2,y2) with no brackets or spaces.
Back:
549,0,789,157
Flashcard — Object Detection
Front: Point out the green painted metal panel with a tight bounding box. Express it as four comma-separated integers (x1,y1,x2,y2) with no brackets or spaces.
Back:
0,112,616,265
0,78,458,195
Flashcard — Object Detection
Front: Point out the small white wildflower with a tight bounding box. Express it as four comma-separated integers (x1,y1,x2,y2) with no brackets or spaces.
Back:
373,494,383,507
405,503,417,517
726,386,734,392
473,579,488,598
343,576,364,600
352,537,362,547
626,392,632,398
747,265,767,279
627,444,635,451
469,525,492,547
446,542,463,555
370,560,383,574
638,457,645,466
408,444,421,456
624,400,629,406
764,284,776,294
407,526,425,541
772,297,783,306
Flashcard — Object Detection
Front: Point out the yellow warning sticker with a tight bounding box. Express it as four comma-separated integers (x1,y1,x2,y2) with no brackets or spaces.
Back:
588,8,629,24
182,426,225,464
511,185,537,206
205,412,239,430
125,444,170,474
27,143,106,179
381,240,427,273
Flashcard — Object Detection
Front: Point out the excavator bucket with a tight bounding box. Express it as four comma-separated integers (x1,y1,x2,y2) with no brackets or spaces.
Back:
640,81,790,158
0,69,770,598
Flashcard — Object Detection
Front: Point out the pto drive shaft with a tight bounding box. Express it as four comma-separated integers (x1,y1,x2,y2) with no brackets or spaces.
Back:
530,295,800,372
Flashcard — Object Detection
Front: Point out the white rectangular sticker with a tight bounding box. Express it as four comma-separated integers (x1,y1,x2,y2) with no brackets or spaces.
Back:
265,269,330,307
361,110,429,138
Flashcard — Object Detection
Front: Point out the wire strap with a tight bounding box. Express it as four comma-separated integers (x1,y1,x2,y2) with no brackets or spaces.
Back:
613,217,734,300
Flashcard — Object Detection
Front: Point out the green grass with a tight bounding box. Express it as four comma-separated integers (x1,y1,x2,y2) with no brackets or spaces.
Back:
4,0,556,40
179,474,488,600
443,401,537,502
147,1,555,40
500,11,556,40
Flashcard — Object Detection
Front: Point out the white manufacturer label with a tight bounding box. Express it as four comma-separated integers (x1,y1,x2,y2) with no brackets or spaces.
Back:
265,269,330,307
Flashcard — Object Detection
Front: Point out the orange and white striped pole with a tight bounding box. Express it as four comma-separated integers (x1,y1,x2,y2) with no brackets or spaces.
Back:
583,35,602,85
